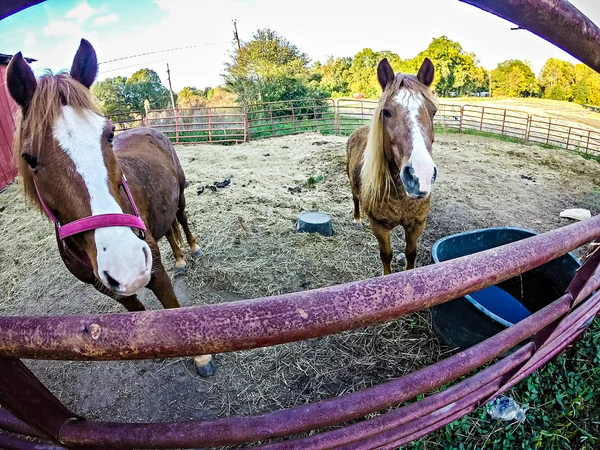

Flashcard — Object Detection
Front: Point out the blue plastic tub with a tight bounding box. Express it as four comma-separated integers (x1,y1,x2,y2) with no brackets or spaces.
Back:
430,227,581,351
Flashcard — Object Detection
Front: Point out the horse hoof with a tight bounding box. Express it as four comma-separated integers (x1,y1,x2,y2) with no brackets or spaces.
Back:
192,248,203,257
353,221,364,230
174,264,186,274
196,359,216,378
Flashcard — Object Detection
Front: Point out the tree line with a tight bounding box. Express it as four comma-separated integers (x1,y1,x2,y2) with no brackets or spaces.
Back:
92,28,600,117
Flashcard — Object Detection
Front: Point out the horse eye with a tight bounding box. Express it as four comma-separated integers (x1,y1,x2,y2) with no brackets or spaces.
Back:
22,153,38,169
382,109,392,118
107,132,115,143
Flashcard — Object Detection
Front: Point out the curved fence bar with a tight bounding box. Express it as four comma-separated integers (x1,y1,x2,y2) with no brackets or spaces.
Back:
0,409,42,438
260,343,536,450
460,0,600,74
1,215,599,362
49,289,584,448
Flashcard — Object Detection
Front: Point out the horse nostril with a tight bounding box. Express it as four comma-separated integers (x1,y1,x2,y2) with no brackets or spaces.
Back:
432,167,438,183
103,271,121,291
402,165,414,180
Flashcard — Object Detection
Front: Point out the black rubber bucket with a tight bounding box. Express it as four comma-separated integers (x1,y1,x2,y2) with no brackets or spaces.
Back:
430,227,581,351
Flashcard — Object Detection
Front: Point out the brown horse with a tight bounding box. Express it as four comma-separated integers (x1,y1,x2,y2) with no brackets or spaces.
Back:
347,57,437,275
7,39,215,377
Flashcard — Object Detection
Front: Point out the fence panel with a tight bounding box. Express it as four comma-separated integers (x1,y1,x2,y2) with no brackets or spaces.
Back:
108,99,600,158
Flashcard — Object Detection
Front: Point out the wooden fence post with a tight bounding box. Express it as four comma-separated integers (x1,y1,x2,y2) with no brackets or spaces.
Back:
586,130,591,154
208,108,213,143
334,99,340,135
566,127,572,150
459,105,464,133
244,107,249,143
501,109,507,135
312,100,319,133
270,104,275,136
546,118,552,145
525,115,532,142
479,107,485,131
290,101,297,133
174,109,179,143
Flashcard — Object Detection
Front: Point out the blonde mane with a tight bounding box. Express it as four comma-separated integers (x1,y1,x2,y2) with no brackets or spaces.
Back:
360,75,436,211
13,72,100,212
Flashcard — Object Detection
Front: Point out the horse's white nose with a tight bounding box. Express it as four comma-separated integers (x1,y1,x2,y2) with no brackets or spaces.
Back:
95,227,152,295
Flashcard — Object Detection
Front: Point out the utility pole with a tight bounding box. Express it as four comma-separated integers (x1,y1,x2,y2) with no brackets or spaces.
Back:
166,63,176,110
233,19,241,52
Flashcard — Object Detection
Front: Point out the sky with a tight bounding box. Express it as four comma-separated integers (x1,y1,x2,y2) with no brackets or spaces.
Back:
1,0,599,92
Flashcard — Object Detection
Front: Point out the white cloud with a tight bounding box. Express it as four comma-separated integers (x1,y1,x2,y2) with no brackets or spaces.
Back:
94,13,119,25
66,1,95,23
43,20,82,37
24,32,36,46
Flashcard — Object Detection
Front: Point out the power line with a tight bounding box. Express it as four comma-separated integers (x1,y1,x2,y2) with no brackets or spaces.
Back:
98,41,230,65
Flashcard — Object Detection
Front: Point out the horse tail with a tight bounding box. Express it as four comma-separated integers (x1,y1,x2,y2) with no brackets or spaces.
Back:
170,219,184,248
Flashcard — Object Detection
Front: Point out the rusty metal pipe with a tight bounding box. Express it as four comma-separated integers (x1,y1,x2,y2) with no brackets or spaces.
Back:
356,305,597,450
460,0,600,74
1,215,599,362
0,409,44,438
386,324,590,450
263,343,535,450
58,292,574,448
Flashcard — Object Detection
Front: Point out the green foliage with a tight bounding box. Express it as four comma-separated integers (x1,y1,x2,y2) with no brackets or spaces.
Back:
313,56,353,96
539,58,575,101
91,76,131,116
404,317,600,449
223,28,324,105
125,69,171,113
177,86,206,108
491,60,538,97
93,69,171,115
413,36,487,96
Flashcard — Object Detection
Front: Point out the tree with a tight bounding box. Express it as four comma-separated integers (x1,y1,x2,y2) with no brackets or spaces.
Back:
313,56,352,96
491,60,538,97
92,76,131,116
125,69,172,113
539,58,575,100
412,36,486,96
177,86,206,108
223,28,321,104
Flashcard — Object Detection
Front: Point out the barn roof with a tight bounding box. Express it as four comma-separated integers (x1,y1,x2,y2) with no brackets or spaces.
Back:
0,53,36,65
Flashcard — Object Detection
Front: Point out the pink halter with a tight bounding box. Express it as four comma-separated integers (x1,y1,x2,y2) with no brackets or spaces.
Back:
34,174,147,241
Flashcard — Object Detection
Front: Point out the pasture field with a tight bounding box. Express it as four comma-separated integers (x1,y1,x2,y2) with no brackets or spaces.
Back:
1,132,599,448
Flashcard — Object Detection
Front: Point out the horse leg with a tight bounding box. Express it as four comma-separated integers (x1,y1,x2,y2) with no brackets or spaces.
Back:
403,220,426,270
352,195,363,229
371,220,393,275
176,195,201,257
147,241,215,377
166,225,186,274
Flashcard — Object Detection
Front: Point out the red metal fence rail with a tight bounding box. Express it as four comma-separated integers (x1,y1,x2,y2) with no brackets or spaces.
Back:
1,216,600,449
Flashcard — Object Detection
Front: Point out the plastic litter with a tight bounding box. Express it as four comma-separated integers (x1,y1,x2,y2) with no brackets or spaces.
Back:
487,395,529,423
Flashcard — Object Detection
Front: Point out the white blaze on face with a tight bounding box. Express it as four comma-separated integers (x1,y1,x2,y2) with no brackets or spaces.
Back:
394,89,437,195
53,106,152,295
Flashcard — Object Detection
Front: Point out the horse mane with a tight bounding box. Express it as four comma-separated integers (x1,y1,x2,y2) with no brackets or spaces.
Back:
13,71,100,213
360,74,436,210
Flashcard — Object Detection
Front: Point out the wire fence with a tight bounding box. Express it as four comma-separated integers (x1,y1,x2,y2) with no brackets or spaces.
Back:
111,99,600,157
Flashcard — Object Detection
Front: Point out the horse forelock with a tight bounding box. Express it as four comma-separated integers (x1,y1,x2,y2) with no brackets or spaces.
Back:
13,72,100,214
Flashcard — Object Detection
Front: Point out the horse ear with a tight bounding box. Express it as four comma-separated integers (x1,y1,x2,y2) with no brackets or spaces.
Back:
417,57,435,87
70,38,98,89
6,52,37,110
377,58,395,90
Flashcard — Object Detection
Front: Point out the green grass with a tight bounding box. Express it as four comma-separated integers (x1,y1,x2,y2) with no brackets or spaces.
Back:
406,318,600,450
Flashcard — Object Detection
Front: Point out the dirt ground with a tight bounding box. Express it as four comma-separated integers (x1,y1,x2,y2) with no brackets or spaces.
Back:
1,132,600,447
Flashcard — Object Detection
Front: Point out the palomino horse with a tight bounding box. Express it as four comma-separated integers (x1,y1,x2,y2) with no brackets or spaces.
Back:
347,57,437,275
7,39,215,377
